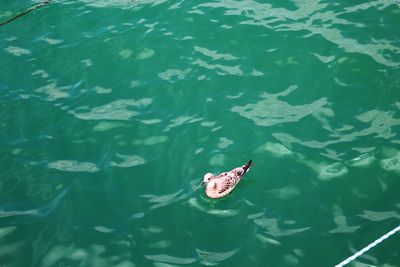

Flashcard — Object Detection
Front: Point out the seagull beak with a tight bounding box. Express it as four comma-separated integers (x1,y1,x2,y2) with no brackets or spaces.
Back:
201,181,206,186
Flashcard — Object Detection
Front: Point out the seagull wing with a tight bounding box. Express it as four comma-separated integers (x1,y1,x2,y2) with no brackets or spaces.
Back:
217,173,238,194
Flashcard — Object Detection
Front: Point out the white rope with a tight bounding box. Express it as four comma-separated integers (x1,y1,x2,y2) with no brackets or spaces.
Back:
335,225,400,267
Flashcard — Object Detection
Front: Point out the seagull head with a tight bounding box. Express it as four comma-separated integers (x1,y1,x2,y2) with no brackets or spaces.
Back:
201,173,214,186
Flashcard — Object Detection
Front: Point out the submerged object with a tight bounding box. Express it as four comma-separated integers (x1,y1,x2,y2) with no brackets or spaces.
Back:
202,160,254,199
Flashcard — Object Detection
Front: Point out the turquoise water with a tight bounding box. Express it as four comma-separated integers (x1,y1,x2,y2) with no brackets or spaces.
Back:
1,0,400,266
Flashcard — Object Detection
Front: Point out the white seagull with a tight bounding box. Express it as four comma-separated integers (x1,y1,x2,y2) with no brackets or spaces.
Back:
202,160,254,198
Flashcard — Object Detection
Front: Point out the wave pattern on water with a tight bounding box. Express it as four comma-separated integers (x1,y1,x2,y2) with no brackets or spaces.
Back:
70,98,152,121
232,85,333,127
0,188,68,222
48,160,99,172
196,0,400,67
1,0,400,266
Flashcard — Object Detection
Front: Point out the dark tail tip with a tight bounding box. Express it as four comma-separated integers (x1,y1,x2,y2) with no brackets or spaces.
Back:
243,160,255,173
247,160,255,166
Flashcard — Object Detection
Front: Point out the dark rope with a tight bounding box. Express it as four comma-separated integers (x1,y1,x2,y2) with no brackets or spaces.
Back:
0,1,51,27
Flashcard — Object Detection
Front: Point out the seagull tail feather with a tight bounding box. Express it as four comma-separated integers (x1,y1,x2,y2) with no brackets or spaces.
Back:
243,160,255,173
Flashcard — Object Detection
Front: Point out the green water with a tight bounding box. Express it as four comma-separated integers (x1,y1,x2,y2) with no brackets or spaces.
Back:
1,0,400,266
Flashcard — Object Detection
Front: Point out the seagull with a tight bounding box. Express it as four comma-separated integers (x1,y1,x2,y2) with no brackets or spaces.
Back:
202,160,255,199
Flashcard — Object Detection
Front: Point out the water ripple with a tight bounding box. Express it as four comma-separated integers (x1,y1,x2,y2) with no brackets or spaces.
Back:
145,254,196,265
164,115,203,132
329,205,360,234
270,107,400,153
93,121,127,132
70,98,152,121
133,135,168,146
35,82,71,101
0,188,68,221
141,189,187,210
380,149,400,174
110,154,146,168
196,248,240,266
232,85,332,127
358,210,400,222
197,0,400,67
4,46,31,56
266,184,300,200
48,160,99,173
41,37,64,45
192,59,243,76
188,198,239,217
41,244,136,267
78,0,140,9
158,68,191,82
254,217,311,237
194,46,238,61
345,152,376,167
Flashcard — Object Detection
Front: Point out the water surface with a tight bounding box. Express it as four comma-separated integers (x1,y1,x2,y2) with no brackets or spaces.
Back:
1,0,400,266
